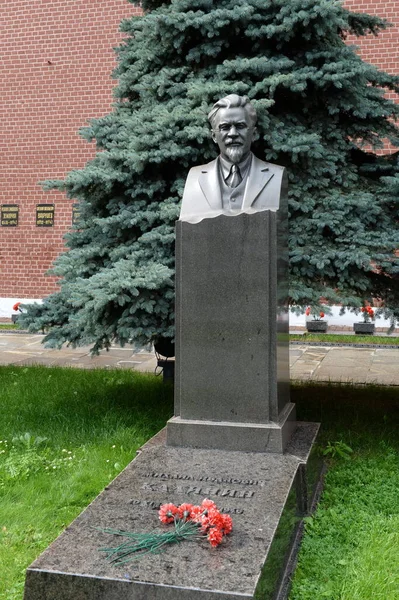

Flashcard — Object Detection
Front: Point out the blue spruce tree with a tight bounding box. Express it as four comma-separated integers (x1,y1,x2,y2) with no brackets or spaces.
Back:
23,0,399,350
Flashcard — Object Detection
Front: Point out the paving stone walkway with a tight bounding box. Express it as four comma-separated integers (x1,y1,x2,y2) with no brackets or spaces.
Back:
0,333,398,386
290,345,398,386
0,334,157,372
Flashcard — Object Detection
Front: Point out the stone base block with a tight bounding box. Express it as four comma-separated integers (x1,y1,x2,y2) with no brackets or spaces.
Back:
353,322,375,335
24,422,320,600
167,402,296,453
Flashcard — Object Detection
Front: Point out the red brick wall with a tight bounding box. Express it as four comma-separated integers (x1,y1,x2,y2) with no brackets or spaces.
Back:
345,0,399,154
345,0,399,92
0,0,141,298
0,1,398,299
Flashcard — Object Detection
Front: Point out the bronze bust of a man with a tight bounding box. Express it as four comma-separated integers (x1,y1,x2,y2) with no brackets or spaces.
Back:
179,94,287,223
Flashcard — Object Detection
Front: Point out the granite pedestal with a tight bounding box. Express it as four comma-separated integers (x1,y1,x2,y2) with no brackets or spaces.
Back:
168,210,292,453
24,423,321,600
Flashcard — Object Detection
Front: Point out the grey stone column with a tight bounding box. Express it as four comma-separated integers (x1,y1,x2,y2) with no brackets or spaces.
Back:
167,206,295,453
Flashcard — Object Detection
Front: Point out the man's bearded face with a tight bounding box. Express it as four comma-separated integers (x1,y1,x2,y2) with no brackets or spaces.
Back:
211,106,256,164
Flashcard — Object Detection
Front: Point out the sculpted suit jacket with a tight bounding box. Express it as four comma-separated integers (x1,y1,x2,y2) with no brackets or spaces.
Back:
179,153,287,222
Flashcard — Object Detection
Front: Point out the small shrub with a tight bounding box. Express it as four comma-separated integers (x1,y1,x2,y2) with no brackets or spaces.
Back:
322,441,353,461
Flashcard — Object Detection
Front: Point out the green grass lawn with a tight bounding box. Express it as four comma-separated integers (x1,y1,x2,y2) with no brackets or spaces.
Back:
0,366,173,600
290,384,399,600
290,333,399,345
0,367,398,600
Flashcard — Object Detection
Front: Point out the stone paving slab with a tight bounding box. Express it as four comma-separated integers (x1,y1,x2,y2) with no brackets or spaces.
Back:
290,345,398,385
312,366,371,383
373,350,399,364
0,334,398,386
0,334,158,372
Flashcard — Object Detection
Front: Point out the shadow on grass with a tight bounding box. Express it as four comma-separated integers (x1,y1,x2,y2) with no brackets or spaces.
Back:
2,364,398,449
292,381,399,448
0,366,174,447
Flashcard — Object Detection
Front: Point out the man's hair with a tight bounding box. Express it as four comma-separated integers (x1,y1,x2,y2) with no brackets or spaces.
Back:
208,94,257,129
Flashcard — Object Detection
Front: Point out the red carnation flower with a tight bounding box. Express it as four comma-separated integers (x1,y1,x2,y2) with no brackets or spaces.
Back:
199,515,211,533
158,503,179,524
13,302,21,312
305,307,311,316
190,505,204,523
201,498,217,512
221,514,233,535
319,312,325,318
208,528,223,547
207,508,224,529
177,503,194,521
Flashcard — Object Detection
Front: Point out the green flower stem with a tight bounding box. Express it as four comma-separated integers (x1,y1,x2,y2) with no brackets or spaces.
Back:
97,520,204,564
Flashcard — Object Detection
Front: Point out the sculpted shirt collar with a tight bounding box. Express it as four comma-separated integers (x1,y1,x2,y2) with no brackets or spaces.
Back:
219,152,252,183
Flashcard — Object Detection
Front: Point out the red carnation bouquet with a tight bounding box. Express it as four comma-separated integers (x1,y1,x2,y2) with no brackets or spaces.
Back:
98,499,232,565
159,499,232,547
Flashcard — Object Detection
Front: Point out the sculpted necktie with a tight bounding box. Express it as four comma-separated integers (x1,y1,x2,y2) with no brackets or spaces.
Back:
226,163,242,188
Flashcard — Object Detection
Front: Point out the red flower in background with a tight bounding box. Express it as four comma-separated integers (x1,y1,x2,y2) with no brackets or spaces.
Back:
305,306,327,320
361,304,375,321
13,302,21,312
